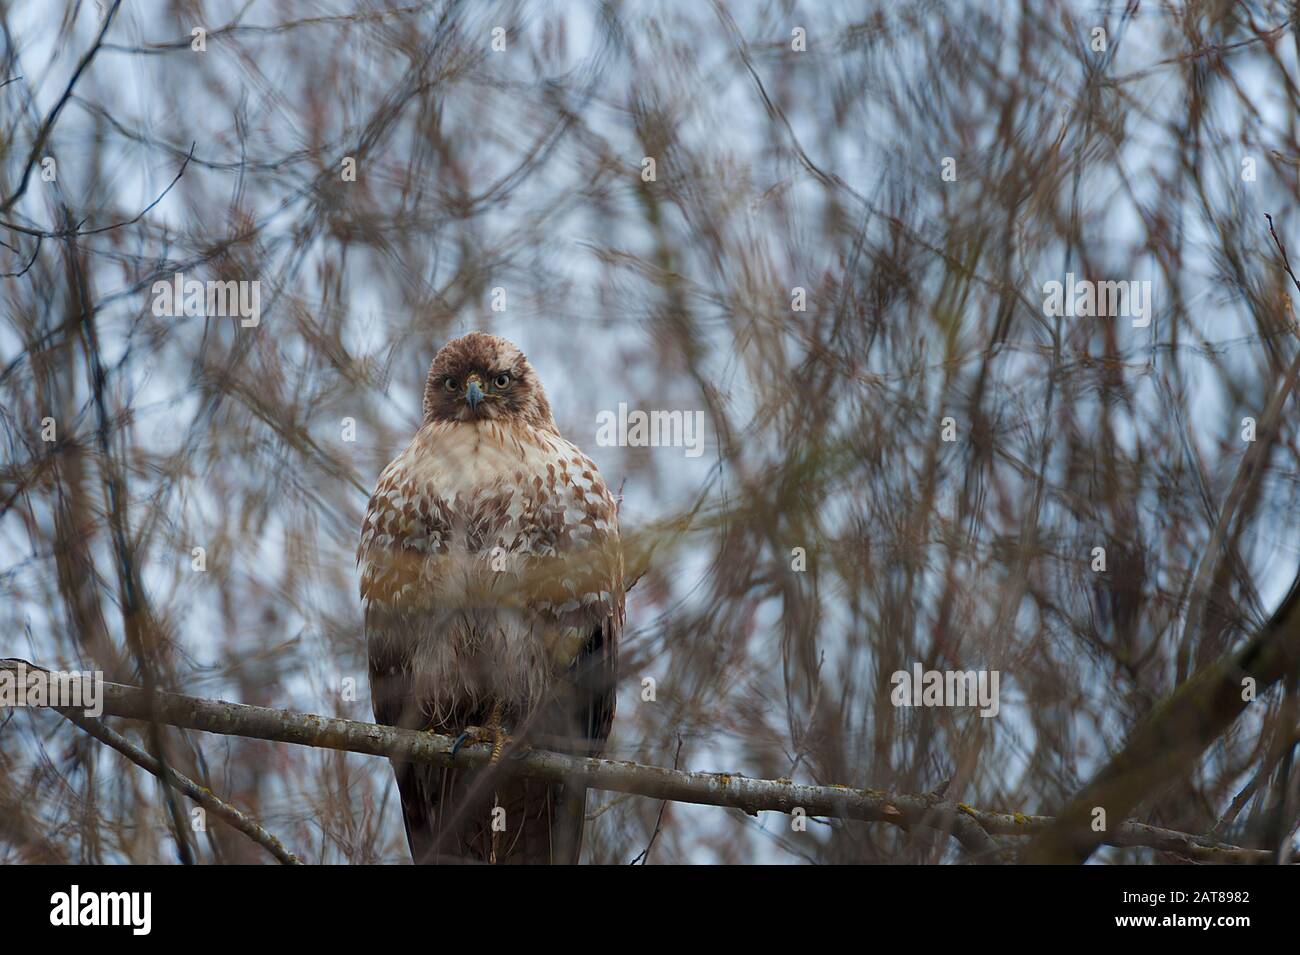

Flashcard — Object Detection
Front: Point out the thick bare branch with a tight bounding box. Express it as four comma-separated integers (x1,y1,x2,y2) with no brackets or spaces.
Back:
1,660,1274,863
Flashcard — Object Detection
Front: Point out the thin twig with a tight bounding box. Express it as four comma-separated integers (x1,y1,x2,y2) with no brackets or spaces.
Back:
629,733,682,864
1267,213,1300,297
0,141,195,239
0,0,123,213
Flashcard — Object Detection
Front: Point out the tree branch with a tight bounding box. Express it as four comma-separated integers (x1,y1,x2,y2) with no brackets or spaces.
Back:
56,706,300,865
1023,572,1300,863
2,660,1277,863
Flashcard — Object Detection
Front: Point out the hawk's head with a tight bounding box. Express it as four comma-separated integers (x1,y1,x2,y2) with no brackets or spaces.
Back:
422,332,557,431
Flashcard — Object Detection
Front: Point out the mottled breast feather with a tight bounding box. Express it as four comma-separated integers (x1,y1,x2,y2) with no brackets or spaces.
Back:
359,418,623,734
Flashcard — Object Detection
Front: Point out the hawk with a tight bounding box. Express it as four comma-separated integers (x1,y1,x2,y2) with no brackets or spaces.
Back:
359,332,623,864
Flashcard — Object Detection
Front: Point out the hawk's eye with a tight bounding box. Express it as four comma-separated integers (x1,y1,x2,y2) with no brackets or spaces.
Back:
493,373,511,389
444,378,458,392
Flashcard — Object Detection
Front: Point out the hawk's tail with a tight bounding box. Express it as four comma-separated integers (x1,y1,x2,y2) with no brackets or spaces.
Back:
395,759,587,864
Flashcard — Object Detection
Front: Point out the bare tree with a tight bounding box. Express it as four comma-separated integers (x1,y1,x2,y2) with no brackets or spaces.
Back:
2,0,1299,864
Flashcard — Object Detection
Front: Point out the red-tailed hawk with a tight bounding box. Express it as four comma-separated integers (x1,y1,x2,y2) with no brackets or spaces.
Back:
359,332,623,864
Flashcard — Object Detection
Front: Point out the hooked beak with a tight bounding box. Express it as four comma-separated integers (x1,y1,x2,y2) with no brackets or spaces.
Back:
464,374,485,410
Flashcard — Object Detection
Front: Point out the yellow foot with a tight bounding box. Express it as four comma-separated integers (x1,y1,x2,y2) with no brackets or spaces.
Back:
485,702,506,764
447,703,510,764
484,702,506,864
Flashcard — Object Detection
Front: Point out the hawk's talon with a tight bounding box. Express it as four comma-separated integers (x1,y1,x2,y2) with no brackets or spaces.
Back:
449,730,471,758
445,718,507,762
